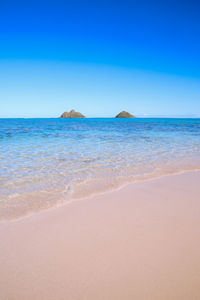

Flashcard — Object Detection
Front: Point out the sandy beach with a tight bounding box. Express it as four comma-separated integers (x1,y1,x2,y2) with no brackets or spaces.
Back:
0,171,200,300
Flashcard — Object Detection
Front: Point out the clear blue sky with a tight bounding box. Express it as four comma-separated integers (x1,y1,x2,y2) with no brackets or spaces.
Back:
0,0,200,117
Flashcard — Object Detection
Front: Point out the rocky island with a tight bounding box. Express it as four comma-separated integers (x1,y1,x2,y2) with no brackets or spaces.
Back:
60,109,86,118
115,111,136,118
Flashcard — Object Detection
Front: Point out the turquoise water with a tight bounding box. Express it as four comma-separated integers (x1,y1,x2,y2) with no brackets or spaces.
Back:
0,118,200,220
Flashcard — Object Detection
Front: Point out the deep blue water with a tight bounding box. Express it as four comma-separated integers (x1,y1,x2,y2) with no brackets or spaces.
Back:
0,118,200,219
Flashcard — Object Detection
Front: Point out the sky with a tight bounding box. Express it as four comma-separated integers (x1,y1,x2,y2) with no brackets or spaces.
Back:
0,0,200,117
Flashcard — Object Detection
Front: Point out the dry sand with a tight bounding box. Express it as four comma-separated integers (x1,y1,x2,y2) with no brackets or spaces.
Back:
0,171,200,300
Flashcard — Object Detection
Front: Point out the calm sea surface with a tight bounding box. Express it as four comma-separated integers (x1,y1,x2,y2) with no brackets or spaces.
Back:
0,118,200,220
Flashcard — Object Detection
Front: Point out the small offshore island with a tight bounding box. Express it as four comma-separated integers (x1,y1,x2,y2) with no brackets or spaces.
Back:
60,109,86,118
60,109,136,118
115,111,136,118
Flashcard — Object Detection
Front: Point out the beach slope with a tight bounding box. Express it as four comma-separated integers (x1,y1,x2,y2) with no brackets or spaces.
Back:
0,171,200,300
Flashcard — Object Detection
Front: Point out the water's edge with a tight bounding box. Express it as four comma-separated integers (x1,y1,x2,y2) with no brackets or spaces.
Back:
1,167,200,224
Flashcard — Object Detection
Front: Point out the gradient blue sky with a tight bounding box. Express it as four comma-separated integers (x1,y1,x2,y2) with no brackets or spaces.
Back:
0,0,200,117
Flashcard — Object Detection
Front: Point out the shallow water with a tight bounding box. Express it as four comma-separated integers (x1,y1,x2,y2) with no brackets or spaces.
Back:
0,118,200,220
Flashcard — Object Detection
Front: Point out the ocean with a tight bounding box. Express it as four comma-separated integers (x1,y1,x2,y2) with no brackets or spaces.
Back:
0,118,200,220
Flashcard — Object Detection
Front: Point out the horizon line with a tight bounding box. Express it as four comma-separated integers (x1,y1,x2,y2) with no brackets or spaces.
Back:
1,116,200,119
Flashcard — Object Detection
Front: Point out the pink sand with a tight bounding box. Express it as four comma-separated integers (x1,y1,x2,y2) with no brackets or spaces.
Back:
0,171,200,299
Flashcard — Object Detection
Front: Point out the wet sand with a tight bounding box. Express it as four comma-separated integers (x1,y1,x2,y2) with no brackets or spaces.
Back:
0,171,200,300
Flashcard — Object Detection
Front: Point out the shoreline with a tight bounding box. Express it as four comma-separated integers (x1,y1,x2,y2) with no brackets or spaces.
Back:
1,167,200,223
0,170,200,299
